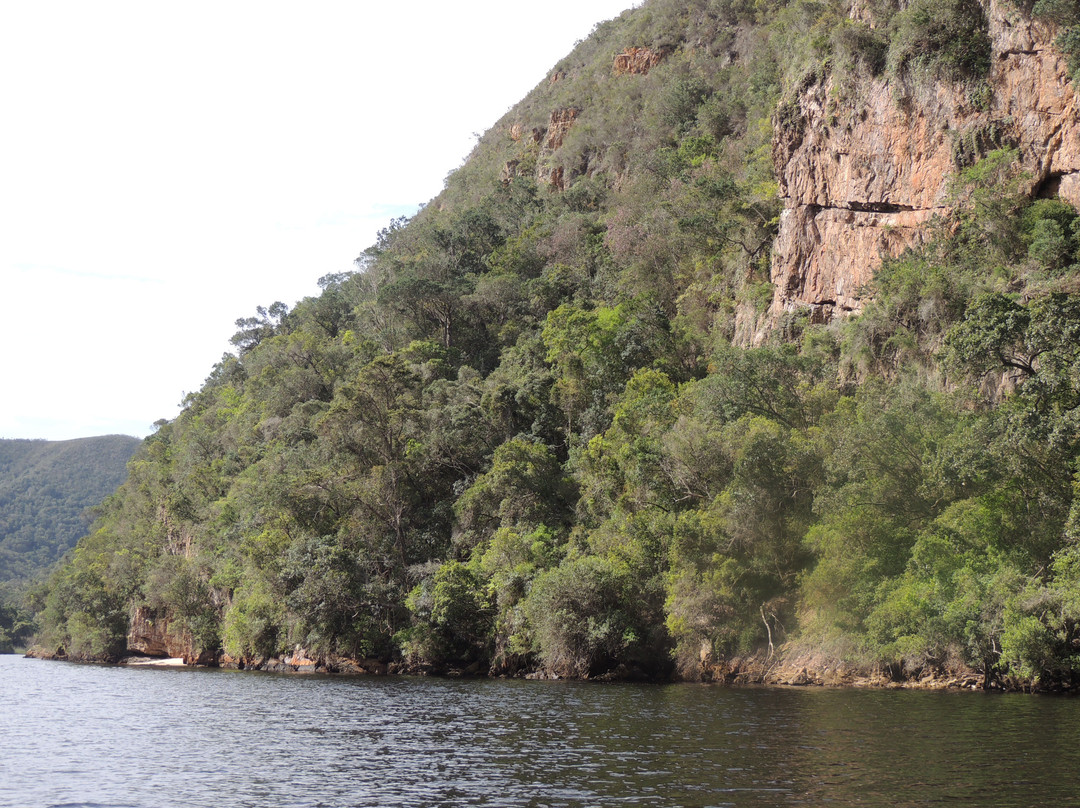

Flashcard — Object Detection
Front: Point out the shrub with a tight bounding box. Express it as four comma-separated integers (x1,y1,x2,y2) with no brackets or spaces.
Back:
402,560,493,666
1032,0,1080,26
222,581,285,660
830,17,889,76
523,555,638,677
1055,25,1080,83
64,609,129,660
658,77,713,136
887,0,991,82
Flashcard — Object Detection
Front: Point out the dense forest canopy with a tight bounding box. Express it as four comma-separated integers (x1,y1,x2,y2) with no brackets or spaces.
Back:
0,435,140,650
29,0,1080,687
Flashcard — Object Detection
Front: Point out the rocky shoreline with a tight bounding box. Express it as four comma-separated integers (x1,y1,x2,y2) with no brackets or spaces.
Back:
26,643,1078,694
697,650,990,691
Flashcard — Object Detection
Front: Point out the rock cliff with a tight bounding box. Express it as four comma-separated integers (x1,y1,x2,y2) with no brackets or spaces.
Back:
127,606,215,665
612,46,666,76
768,0,1080,325
537,107,582,189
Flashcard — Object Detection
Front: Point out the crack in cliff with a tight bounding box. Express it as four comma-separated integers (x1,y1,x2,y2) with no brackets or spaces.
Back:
845,200,919,214
999,47,1044,57
799,201,942,215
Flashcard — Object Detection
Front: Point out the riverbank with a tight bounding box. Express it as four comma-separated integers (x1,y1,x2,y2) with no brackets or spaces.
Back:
27,643,1078,693
697,649,989,691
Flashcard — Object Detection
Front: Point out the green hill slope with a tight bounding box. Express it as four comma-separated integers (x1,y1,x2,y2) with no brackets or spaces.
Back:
0,436,141,582
31,0,1080,688
0,435,140,650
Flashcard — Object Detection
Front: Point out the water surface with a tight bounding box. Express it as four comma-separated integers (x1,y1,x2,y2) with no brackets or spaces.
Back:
1,654,1075,807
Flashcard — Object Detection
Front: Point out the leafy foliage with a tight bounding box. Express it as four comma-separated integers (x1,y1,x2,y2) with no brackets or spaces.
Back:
28,0,1080,687
887,0,992,82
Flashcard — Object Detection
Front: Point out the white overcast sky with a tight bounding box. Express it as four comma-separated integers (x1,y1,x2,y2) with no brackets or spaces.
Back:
1,0,634,441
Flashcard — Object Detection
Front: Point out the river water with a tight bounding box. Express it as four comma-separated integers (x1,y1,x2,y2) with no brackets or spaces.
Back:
1,654,1077,807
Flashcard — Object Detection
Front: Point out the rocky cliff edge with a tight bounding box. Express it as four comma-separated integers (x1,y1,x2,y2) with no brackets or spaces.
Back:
767,0,1080,328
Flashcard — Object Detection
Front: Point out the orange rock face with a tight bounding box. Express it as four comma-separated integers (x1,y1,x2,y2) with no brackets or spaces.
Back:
285,647,318,670
127,605,213,665
545,107,580,150
768,0,1080,325
534,108,582,189
613,46,665,76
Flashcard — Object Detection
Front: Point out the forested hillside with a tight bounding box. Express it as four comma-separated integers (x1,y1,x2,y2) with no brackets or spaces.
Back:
33,0,1080,688
0,435,140,650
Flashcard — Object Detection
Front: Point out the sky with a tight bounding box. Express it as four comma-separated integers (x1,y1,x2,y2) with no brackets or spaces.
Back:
0,0,635,441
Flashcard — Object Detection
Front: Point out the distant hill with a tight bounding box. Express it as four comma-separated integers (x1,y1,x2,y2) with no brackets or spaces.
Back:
0,435,141,585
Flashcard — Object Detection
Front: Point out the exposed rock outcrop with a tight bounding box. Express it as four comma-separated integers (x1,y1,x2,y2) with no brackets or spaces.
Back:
507,123,546,144
537,107,582,189
544,107,580,150
127,606,215,665
613,46,666,75
500,158,522,184
768,0,1080,326
218,648,391,675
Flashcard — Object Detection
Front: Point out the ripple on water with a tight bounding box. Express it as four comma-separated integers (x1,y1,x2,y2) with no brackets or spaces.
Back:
2,657,1079,808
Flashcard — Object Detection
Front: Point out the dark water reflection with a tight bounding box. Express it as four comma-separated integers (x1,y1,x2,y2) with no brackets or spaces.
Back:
1,655,1076,807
